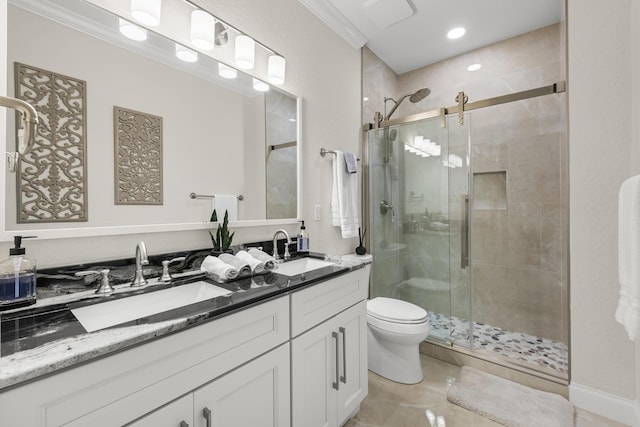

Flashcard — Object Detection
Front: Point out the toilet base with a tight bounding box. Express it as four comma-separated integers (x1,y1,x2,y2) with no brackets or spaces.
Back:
367,326,425,384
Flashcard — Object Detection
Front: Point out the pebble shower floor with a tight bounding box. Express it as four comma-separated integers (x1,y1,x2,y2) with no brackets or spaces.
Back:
428,312,569,375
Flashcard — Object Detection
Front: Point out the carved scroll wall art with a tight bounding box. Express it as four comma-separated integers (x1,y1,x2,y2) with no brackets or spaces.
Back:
14,62,88,223
114,106,163,205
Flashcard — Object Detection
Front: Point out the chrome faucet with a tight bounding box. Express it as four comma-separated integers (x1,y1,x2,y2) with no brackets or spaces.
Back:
272,229,291,261
132,241,149,286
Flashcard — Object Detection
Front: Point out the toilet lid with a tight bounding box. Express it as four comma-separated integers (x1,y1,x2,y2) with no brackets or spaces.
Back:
367,297,428,324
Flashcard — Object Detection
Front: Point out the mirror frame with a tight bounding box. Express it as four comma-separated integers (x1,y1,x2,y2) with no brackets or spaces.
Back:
0,1,302,242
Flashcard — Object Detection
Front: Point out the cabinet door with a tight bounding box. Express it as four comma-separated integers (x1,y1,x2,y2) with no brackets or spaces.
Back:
127,395,193,427
291,315,339,427
193,343,290,427
336,301,368,425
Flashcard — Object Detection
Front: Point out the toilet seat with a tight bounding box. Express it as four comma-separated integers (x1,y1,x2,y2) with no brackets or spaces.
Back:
367,297,428,324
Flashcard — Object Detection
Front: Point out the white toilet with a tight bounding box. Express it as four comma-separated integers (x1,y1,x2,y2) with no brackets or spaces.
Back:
367,297,430,384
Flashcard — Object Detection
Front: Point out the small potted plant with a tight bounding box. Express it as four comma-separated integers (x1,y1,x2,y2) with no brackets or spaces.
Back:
210,209,235,255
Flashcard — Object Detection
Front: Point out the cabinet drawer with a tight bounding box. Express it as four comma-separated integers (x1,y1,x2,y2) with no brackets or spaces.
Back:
290,265,370,337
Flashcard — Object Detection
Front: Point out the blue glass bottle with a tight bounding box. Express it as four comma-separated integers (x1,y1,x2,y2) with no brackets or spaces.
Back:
0,236,37,309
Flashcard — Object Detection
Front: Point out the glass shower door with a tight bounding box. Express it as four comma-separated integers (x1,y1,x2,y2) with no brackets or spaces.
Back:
367,113,471,346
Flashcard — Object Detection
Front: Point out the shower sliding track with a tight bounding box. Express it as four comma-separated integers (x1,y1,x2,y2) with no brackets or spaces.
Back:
365,81,566,130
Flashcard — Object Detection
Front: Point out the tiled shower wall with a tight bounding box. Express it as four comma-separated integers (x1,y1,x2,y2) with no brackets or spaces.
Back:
363,23,568,343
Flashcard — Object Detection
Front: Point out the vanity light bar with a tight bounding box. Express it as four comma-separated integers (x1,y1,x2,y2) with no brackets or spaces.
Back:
182,0,286,84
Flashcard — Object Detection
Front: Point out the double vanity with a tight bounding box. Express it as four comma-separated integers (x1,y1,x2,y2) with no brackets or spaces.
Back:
0,252,371,427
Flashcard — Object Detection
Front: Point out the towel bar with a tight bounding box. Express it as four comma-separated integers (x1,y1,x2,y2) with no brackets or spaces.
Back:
320,148,360,161
189,193,244,201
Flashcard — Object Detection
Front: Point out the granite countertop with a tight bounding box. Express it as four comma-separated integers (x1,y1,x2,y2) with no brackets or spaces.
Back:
0,253,371,391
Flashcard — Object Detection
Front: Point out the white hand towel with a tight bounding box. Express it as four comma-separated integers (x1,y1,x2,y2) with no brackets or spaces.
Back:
235,250,265,274
617,175,640,340
331,150,359,238
344,152,358,174
200,255,238,281
247,248,276,270
218,253,252,276
213,195,238,221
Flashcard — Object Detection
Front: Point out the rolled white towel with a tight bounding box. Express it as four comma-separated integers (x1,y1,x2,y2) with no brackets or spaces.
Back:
200,255,238,281
235,250,265,274
218,253,252,276
247,248,276,270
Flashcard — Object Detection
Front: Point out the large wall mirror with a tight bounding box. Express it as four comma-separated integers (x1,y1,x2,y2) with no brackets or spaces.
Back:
3,0,300,239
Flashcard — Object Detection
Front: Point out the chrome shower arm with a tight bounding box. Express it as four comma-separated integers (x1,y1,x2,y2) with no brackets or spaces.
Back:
384,94,410,121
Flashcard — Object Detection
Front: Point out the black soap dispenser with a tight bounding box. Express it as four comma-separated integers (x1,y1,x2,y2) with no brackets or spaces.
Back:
0,236,37,309
297,220,309,253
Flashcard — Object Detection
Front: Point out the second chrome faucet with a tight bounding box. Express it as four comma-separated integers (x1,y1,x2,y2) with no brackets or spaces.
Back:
272,229,291,261
132,241,149,286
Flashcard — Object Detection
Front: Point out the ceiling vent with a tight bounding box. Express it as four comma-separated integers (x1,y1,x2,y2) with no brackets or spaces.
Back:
362,0,414,29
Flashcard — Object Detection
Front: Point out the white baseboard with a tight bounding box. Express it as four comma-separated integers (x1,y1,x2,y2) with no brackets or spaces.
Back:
570,383,640,426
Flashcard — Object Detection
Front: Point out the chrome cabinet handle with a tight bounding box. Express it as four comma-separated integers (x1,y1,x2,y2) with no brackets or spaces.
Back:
332,331,340,390
179,422,189,427
339,327,347,384
202,407,212,427
460,193,469,269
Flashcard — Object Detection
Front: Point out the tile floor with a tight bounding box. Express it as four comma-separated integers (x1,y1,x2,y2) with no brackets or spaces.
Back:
429,313,569,376
344,355,628,427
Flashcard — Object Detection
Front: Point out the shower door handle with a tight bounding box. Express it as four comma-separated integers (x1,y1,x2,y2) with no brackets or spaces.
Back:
460,193,469,269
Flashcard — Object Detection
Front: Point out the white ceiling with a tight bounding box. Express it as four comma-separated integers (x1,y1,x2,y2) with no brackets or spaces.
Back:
299,0,565,75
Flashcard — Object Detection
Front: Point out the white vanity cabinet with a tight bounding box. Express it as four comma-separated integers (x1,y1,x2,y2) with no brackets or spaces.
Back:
129,343,290,427
290,265,370,427
0,263,371,427
0,295,290,427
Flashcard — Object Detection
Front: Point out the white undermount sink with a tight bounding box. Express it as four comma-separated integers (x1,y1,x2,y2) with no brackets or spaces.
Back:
273,257,336,277
71,281,232,332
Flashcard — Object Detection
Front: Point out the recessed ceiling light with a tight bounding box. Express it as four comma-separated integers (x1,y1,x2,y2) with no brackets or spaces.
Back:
447,27,466,40
467,63,482,71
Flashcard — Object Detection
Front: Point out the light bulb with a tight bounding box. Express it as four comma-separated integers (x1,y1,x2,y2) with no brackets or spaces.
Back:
267,54,286,85
175,44,198,62
235,35,255,70
131,0,161,27
252,78,269,92
218,63,237,79
191,10,215,50
119,18,147,41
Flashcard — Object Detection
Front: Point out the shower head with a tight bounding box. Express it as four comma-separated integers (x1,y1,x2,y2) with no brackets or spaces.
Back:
384,87,430,121
409,87,430,103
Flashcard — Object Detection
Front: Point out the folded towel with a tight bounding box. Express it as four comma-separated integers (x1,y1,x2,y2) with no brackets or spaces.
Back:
235,250,265,274
247,248,276,270
344,152,358,174
213,195,238,221
218,253,252,276
617,175,640,340
331,150,359,239
200,255,238,281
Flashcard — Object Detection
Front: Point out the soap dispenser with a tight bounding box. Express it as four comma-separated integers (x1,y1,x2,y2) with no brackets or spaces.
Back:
297,220,309,253
0,236,37,309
